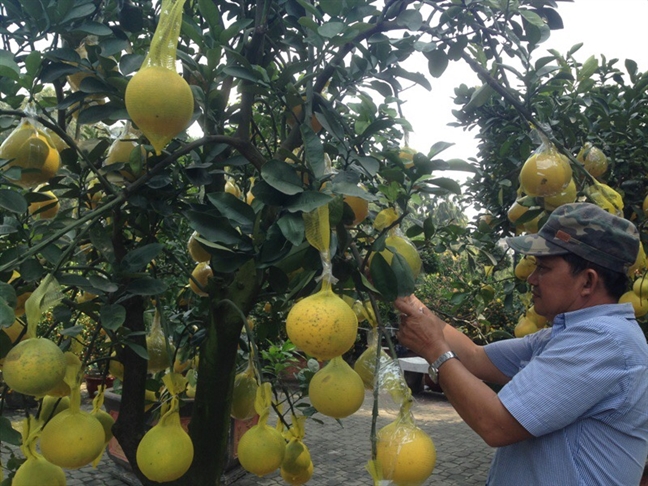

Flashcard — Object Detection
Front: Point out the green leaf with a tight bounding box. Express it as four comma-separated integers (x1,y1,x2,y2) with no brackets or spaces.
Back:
210,250,254,273
285,191,332,213
0,282,17,310
396,10,423,30
520,9,545,27
77,103,128,125
122,243,163,273
295,0,323,20
302,125,326,179
369,253,397,301
100,304,127,331
72,21,113,36
0,50,20,81
578,55,598,81
126,278,167,296
319,0,343,17
391,253,416,297
0,189,27,214
0,416,21,445
277,213,305,247
261,160,304,196
87,275,118,293
197,0,222,33
318,21,345,38
125,341,149,360
0,300,15,329
206,192,256,233
184,211,250,247
426,49,448,78
424,177,462,195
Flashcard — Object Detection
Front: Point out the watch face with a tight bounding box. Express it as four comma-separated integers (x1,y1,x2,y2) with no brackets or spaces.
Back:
428,366,439,384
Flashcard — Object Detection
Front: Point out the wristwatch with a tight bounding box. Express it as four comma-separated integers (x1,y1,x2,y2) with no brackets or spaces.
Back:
428,351,459,384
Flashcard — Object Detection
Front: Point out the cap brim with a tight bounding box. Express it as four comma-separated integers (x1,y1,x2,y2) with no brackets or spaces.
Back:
505,234,571,256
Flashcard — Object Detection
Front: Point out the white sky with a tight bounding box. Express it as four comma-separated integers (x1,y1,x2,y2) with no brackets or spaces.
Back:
401,0,648,166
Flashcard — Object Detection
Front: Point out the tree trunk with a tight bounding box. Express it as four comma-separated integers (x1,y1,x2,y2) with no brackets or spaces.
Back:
111,295,158,486
183,259,261,485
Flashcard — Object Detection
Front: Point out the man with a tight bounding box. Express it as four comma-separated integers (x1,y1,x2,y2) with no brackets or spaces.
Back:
395,202,648,485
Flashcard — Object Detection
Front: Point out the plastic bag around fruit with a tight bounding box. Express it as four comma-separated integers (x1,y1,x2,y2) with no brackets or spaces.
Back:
0,117,61,188
519,128,572,198
375,399,436,485
353,328,406,402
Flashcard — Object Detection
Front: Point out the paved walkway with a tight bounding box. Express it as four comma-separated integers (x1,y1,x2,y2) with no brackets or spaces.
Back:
2,388,493,485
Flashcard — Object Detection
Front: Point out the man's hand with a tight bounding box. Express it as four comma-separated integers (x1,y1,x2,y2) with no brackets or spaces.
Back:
394,294,448,361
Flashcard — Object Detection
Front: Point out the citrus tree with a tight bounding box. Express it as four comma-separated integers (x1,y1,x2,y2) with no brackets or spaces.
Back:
0,0,589,484
448,35,648,337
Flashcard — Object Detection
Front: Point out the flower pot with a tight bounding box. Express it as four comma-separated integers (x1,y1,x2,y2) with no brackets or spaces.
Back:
84,374,115,399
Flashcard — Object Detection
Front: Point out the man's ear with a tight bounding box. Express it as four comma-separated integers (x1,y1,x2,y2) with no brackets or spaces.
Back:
582,268,599,294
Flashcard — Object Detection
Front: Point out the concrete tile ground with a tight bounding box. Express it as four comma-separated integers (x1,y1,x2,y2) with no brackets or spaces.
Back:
1,388,493,485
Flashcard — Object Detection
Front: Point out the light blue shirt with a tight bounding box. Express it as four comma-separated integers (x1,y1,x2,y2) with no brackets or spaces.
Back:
484,303,648,486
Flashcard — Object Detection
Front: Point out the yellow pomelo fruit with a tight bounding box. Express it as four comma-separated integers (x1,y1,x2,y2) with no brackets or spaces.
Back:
2,319,26,343
525,305,548,329
146,326,173,374
281,460,314,485
514,256,536,281
125,66,194,155
40,395,70,422
576,142,608,178
308,356,365,418
514,316,539,338
633,275,648,299
12,455,66,486
0,125,61,188
94,409,115,442
225,179,242,198
628,244,647,278
376,419,436,484
231,369,258,420
189,261,213,297
584,183,624,214
40,409,106,469
187,231,211,263
343,195,369,226
519,151,572,197
238,423,286,476
353,345,391,390
372,234,423,279
281,438,312,476
28,189,60,219
105,138,146,182
286,102,322,132
643,194,648,218
543,178,577,211
399,146,417,168
14,291,32,317
109,355,124,381
285,286,358,360
3,338,67,396
136,411,194,482
507,200,530,224
619,290,648,318
373,208,399,230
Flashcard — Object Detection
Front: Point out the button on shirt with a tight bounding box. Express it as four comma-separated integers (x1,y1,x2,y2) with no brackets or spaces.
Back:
483,303,648,486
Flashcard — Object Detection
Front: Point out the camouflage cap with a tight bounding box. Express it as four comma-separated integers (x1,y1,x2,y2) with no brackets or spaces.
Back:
506,202,640,273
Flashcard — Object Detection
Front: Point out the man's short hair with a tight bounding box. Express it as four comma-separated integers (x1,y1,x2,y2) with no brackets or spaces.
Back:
561,252,629,300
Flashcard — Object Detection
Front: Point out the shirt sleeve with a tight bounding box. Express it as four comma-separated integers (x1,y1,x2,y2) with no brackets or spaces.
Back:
484,329,550,377
495,323,628,437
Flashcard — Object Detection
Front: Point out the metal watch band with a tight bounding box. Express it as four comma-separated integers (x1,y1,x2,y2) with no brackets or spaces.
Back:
428,350,459,384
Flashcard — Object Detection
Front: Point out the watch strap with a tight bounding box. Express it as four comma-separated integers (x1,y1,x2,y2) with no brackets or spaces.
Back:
428,350,459,384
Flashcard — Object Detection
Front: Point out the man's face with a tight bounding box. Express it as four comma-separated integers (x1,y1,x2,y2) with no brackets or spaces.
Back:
526,255,587,320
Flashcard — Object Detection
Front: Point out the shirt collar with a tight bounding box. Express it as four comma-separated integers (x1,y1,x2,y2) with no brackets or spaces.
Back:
551,303,635,338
